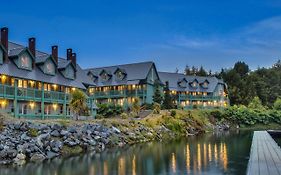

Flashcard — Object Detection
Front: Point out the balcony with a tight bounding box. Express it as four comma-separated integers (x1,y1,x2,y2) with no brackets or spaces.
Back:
178,94,227,101
0,84,71,104
92,89,145,99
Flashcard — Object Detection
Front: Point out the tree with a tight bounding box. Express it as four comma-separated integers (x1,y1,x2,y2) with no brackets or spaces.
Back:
191,66,198,75
273,98,281,110
248,96,265,110
132,98,141,114
162,81,174,109
70,89,88,120
184,65,191,75
197,66,207,76
153,81,163,104
233,61,249,77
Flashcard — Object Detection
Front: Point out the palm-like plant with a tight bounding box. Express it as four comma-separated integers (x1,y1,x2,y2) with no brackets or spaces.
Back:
70,89,88,120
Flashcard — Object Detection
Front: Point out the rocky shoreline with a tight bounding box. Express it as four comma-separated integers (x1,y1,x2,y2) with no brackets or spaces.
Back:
0,119,189,166
0,108,233,166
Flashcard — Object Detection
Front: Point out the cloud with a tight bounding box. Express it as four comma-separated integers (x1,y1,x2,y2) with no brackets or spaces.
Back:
145,16,281,72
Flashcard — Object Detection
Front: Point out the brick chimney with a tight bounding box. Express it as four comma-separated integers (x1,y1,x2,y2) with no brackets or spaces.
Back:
52,45,58,64
28,37,36,68
71,53,77,68
28,37,36,57
1,27,8,62
66,48,72,61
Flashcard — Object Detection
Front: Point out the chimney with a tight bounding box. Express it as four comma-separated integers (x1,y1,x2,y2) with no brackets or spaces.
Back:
52,45,58,64
28,37,36,57
1,27,8,62
66,48,72,61
71,53,77,68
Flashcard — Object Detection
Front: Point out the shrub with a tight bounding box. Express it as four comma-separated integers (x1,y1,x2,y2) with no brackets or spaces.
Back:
273,98,281,110
97,103,124,118
153,103,161,114
171,110,177,117
131,98,141,114
248,96,265,110
120,112,128,119
28,128,39,137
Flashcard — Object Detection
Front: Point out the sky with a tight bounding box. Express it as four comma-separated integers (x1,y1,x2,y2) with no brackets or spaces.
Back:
1,0,281,73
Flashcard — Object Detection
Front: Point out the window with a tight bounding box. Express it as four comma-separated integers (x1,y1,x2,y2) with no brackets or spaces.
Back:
19,52,32,69
192,81,197,88
116,71,124,80
45,59,55,75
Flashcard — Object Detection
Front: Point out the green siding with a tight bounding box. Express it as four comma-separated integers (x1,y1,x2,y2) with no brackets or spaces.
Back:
17,52,32,70
43,58,56,75
62,64,75,79
146,84,154,103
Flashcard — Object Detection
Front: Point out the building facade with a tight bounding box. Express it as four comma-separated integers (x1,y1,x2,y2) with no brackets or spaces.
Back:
0,27,96,119
85,62,161,108
158,72,229,109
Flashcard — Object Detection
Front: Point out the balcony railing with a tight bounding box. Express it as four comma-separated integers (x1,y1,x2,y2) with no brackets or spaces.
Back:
178,94,227,101
92,89,146,98
0,84,71,103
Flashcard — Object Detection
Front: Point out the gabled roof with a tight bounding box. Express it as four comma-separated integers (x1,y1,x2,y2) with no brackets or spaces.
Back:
0,41,95,89
85,61,156,86
158,72,225,93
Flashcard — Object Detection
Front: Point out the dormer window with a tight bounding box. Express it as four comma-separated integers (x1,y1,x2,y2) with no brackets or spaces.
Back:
178,78,187,88
114,68,126,81
87,71,98,82
44,58,56,75
190,79,198,88
100,70,111,81
19,52,32,70
202,80,209,88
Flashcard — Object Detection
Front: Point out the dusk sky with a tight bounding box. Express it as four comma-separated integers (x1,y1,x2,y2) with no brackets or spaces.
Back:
1,0,281,72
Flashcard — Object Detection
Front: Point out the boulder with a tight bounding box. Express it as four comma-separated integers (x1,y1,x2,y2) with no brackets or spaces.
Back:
46,151,58,159
30,153,45,162
50,130,60,137
112,126,121,134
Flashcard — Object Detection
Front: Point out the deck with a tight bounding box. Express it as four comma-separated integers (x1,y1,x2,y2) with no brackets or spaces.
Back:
247,131,281,175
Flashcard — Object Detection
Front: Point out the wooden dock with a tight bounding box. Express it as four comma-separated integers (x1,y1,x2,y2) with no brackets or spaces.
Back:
247,131,281,175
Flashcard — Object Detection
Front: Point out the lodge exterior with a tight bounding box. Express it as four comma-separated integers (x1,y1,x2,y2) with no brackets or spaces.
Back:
0,27,229,119
158,72,229,108
85,62,161,108
0,27,96,119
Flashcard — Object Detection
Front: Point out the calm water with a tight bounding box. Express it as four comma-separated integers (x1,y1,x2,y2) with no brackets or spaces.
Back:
1,131,252,175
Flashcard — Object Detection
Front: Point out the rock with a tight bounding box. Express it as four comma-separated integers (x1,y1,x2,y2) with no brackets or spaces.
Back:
36,133,50,148
46,151,58,159
30,153,45,162
50,140,63,153
50,130,60,137
112,126,121,134
60,130,69,136
6,149,17,159
21,133,31,141
15,153,26,160
64,139,78,147
51,124,62,131
67,126,77,133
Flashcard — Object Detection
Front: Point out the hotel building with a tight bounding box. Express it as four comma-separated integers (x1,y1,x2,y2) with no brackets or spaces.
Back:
0,27,96,118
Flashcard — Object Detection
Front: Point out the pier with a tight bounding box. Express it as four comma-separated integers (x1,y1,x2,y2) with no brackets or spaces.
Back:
247,131,281,175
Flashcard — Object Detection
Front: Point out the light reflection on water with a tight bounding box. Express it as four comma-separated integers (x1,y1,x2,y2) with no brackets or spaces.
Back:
0,131,252,175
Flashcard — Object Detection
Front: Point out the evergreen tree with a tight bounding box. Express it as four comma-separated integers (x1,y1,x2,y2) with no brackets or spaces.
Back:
197,66,207,76
184,65,191,75
153,81,163,104
162,81,174,109
191,66,198,75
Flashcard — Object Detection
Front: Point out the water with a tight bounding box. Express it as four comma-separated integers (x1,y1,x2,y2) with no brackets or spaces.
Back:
1,130,252,175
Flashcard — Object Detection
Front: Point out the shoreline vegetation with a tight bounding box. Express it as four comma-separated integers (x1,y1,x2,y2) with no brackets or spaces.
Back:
0,106,281,166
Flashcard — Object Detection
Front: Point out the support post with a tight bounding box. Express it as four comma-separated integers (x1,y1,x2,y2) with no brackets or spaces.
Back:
41,82,45,119
63,92,67,118
13,79,18,118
